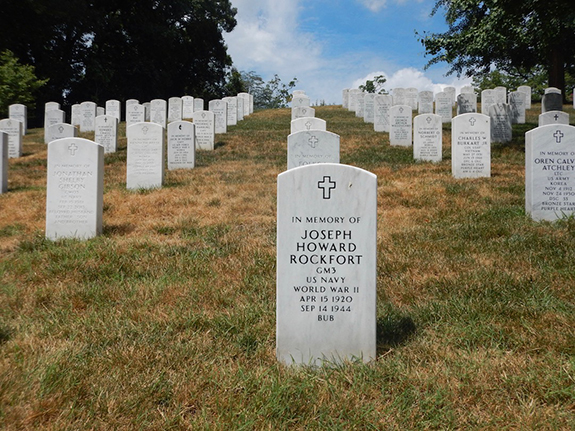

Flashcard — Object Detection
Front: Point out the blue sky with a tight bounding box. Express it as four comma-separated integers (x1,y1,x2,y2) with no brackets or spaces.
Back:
224,0,473,104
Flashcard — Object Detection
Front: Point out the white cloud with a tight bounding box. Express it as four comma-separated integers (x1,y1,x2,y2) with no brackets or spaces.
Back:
225,0,322,78
351,68,473,95
358,0,389,12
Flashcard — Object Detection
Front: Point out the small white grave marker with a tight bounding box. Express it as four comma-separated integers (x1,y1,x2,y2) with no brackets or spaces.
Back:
45,138,104,240
167,121,195,170
126,123,165,189
389,105,412,146
451,113,491,178
95,115,118,153
413,114,442,162
193,110,215,150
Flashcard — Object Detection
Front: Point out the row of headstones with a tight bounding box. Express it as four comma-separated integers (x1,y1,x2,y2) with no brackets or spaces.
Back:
276,108,575,368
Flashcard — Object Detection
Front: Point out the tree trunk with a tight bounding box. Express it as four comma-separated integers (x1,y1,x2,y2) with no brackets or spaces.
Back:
548,46,566,101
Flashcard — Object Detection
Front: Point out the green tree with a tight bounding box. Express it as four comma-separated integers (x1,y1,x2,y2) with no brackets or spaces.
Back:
0,0,237,119
359,75,387,94
230,71,297,110
0,50,47,116
419,0,575,98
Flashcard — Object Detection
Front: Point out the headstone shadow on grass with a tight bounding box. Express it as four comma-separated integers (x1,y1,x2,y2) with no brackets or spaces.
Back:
376,314,416,350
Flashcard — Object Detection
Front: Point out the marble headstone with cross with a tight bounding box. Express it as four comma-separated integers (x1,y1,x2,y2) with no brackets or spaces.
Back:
126,103,145,128
45,138,104,240
46,123,77,145
291,117,327,134
480,89,496,115
457,93,477,115
292,107,316,121
194,98,204,113
526,124,575,221
126,122,165,190
539,111,570,127
413,114,442,162
405,88,419,110
390,105,412,146
276,163,377,366
0,119,23,158
452,113,491,178
193,110,216,150
167,121,195,170
287,130,340,170
517,85,532,109
71,104,81,127
45,109,65,131
95,115,118,153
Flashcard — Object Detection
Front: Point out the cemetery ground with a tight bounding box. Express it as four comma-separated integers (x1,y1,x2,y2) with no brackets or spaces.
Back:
1,105,574,429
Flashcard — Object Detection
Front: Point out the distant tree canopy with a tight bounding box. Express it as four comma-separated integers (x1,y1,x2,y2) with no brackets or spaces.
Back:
0,50,47,116
0,0,237,120
231,71,297,110
359,75,387,94
419,0,575,98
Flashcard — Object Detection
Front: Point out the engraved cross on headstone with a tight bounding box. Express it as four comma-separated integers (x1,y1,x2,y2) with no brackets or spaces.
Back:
554,130,564,143
68,143,78,156
318,176,336,199
305,121,312,130
308,135,319,148
469,117,476,126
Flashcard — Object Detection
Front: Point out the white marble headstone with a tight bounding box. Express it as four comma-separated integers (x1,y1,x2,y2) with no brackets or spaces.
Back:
238,93,250,117
374,94,392,132
222,97,238,126
9,104,27,135
292,95,311,109
389,105,412,146
208,99,228,134
405,88,419,110
413,114,442,162
517,85,532,109
488,103,512,143
194,98,204,113
480,89,496,115
451,113,491,178
71,104,81,127
126,104,145,128
363,93,375,123
45,109,65,130
355,93,365,118
276,163,377,366
0,119,23,158
292,107,316,121
287,130,340,170
167,121,195,170
45,138,104,240
192,110,215,150
526,124,575,221
418,91,434,114
435,92,453,123
46,123,77,145
105,100,121,123
457,93,477,115
80,101,97,132
182,96,194,119
95,115,118,153
348,89,362,112
291,117,327,134
126,122,165,190
539,111,570,127
236,97,245,121
509,91,526,124
168,97,183,123
150,99,167,129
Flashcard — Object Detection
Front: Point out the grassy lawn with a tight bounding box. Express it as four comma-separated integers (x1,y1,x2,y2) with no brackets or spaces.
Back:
1,104,574,429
